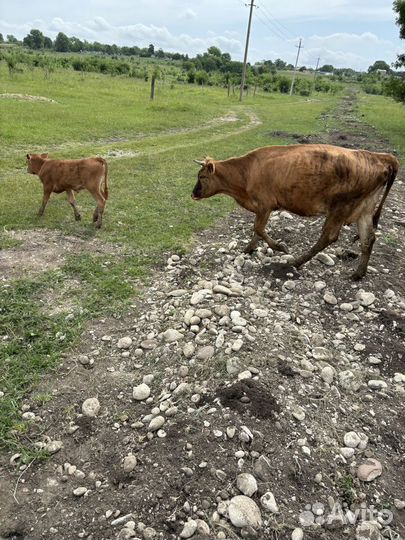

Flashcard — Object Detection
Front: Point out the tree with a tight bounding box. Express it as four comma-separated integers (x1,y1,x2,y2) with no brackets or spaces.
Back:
393,0,405,67
54,32,70,52
0,33,4,43
393,0,405,39
320,64,334,72
6,34,18,43
23,29,45,49
368,60,390,73
148,43,155,56
44,36,53,49
207,46,221,57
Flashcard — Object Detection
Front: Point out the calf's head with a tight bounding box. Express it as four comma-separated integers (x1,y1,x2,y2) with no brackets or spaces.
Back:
26,153,48,175
192,158,220,200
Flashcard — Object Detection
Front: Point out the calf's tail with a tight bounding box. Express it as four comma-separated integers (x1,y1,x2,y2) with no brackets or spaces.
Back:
373,155,399,230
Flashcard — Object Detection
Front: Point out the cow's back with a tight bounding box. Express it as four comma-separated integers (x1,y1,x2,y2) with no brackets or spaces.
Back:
40,158,105,192
245,144,395,216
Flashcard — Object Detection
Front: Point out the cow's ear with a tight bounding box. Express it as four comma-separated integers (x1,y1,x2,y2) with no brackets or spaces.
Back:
26,153,31,160
41,153,48,158
207,161,215,175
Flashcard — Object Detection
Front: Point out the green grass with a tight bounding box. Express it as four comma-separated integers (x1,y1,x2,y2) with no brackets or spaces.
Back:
358,93,405,161
0,64,341,452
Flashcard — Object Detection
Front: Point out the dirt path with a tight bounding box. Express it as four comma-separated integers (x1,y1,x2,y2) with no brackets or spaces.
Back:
0,93,404,540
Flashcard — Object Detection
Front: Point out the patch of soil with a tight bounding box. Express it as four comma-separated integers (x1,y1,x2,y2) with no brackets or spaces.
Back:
0,93,57,104
215,379,280,419
0,229,123,281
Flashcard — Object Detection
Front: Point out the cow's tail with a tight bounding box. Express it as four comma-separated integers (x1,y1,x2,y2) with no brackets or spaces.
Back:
97,158,109,200
373,154,399,230
103,159,109,200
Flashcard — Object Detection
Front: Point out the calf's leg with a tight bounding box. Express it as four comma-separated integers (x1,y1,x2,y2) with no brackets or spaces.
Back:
38,189,52,216
293,211,344,268
66,190,81,221
352,214,375,280
90,190,106,229
245,210,288,254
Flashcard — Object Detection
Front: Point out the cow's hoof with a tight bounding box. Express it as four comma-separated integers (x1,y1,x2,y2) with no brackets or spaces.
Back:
244,245,257,255
291,258,304,268
95,222,102,229
75,214,82,221
277,242,289,254
351,270,365,281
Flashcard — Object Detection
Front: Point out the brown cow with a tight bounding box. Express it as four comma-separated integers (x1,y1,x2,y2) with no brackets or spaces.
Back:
26,153,109,228
191,144,399,279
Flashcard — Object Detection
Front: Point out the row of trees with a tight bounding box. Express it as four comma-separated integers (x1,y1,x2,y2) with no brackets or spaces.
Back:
1,47,341,97
0,30,187,60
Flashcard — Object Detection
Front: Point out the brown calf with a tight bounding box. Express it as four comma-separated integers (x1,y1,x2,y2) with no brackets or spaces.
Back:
26,153,109,228
191,143,399,279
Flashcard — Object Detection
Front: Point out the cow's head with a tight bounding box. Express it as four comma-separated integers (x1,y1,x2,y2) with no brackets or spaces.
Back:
26,153,48,174
192,157,220,200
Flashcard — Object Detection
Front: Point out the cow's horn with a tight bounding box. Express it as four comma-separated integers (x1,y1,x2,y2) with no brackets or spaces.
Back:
193,159,205,166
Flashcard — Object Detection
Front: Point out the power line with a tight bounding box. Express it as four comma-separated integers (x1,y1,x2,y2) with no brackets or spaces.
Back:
259,3,296,40
254,10,288,42
240,0,256,101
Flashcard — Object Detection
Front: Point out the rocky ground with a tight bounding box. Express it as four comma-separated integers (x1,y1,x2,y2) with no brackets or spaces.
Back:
0,94,404,540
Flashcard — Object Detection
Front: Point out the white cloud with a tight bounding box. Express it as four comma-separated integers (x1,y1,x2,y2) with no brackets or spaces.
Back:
178,9,197,20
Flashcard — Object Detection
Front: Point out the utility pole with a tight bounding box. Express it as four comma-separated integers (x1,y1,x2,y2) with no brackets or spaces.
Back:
240,0,256,102
289,38,303,96
313,56,320,81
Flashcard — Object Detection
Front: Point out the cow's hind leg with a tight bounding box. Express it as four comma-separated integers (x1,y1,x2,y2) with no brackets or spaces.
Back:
66,190,81,221
245,210,288,254
352,214,375,280
293,211,344,268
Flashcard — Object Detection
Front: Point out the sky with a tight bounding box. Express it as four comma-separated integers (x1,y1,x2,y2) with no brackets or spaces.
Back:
0,0,403,71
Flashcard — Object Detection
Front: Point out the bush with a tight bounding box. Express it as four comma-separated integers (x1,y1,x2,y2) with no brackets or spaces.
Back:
383,76,405,102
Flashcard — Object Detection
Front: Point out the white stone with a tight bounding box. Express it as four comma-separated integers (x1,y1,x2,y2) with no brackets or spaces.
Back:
148,416,165,432
82,398,100,417
316,253,335,266
45,440,63,454
340,447,355,459
183,343,195,359
321,366,335,384
367,380,388,390
344,431,361,448
356,291,376,307
132,383,151,401
357,458,382,482
260,491,279,513
123,454,137,473
73,487,87,496
228,495,262,529
291,528,304,540
213,284,232,296
236,473,258,497
356,520,382,540
162,329,183,342
196,346,215,360
117,336,132,349
323,292,338,305
179,519,197,539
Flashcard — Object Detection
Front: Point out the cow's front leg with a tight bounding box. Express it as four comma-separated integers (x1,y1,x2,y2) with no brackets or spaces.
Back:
245,209,289,254
38,189,51,217
66,190,81,221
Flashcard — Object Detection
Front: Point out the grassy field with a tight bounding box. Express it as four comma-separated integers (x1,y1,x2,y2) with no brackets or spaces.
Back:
358,93,405,160
0,62,360,453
